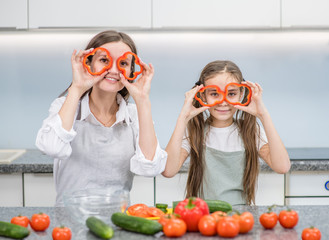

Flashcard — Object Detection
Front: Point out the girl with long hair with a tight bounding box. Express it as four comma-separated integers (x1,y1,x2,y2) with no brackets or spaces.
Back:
163,60,290,205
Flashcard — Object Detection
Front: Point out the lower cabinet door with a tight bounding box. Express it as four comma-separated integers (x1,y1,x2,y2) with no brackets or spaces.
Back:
155,173,188,207
24,173,56,207
0,173,23,207
255,172,284,206
130,176,154,206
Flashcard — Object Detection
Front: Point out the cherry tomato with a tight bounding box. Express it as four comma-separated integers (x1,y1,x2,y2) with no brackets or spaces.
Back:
30,213,50,231
147,207,165,217
302,227,321,240
163,218,187,237
11,215,29,228
127,204,150,218
198,215,217,236
158,214,177,226
217,216,240,238
52,226,72,240
259,212,278,229
278,209,298,229
233,211,254,234
211,211,227,222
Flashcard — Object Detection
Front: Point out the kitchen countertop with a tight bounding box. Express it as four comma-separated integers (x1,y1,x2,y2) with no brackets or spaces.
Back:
0,205,328,239
0,148,329,174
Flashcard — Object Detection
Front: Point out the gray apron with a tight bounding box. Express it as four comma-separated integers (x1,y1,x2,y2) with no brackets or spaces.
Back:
54,107,135,206
203,146,246,205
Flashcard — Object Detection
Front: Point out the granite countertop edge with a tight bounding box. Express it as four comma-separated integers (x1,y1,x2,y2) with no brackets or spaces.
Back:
1,148,329,174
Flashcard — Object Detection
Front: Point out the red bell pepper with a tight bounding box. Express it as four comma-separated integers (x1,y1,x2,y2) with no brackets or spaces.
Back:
174,197,209,232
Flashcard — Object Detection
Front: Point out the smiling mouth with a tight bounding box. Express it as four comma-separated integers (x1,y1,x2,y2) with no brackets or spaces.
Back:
104,77,119,82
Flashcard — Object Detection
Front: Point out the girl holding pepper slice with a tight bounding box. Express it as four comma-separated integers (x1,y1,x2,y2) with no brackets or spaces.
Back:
163,60,290,205
36,30,167,206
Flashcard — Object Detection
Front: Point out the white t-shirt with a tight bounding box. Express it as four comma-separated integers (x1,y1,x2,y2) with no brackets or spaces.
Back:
182,122,268,154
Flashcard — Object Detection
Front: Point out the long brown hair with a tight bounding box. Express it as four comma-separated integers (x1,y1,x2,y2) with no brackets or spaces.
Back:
59,30,137,101
186,60,259,205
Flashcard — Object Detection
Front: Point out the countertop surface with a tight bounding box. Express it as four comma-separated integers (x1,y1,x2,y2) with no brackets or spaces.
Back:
0,205,328,240
0,148,329,173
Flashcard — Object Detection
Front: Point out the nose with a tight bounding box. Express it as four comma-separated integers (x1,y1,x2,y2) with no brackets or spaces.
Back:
107,59,121,75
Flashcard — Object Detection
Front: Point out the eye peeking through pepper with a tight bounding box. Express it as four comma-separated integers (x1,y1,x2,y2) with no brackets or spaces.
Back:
83,48,143,80
195,83,252,107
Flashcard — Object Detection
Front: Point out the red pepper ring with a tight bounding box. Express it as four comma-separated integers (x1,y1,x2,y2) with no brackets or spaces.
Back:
82,47,113,75
194,83,252,107
117,52,144,80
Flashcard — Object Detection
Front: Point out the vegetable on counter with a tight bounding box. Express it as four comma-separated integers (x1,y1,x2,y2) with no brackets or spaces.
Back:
52,226,72,240
259,205,278,229
0,221,30,239
217,216,240,238
278,209,299,229
10,215,29,228
172,199,232,213
86,216,113,239
163,217,187,238
127,204,165,218
30,213,50,231
302,226,321,240
174,197,209,232
111,212,162,235
232,211,254,234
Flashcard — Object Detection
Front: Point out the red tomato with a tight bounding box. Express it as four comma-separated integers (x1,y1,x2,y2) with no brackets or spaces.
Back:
278,209,299,229
198,215,217,236
127,204,150,218
158,214,177,226
163,218,187,237
30,213,50,231
233,211,254,234
217,216,240,238
52,226,72,240
259,212,278,229
302,227,321,240
11,215,29,228
211,211,227,222
147,207,165,217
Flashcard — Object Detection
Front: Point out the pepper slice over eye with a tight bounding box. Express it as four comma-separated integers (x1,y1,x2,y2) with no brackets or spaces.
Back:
117,52,143,80
83,47,113,75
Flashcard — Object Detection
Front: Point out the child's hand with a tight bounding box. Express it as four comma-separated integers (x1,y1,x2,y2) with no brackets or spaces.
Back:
70,49,106,95
119,60,153,103
234,81,269,119
179,85,209,123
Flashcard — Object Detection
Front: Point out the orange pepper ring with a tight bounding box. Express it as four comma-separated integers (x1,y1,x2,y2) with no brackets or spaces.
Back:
117,52,144,80
82,47,113,75
194,83,252,107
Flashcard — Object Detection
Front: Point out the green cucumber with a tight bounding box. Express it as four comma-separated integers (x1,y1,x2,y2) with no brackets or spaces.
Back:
156,203,168,213
172,199,232,213
111,212,162,235
0,221,30,239
86,216,114,239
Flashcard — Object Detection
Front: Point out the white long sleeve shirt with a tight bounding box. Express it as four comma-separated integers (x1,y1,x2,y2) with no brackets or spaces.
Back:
36,93,167,205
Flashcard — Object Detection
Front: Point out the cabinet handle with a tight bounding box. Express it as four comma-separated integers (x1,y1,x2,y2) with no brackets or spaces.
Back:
325,181,329,191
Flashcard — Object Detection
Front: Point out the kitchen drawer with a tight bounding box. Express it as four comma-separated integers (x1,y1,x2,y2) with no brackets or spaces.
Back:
0,173,23,207
155,173,188,207
285,171,329,197
24,173,56,207
286,197,329,205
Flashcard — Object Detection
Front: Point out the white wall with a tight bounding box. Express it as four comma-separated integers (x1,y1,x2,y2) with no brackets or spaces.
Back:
0,30,328,148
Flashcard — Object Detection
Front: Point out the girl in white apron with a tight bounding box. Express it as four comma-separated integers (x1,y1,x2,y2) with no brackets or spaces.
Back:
36,30,167,206
163,60,290,205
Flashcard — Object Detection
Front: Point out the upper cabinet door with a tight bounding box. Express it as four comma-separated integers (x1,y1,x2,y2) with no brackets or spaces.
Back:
29,0,151,29
153,0,280,29
282,0,329,27
0,0,27,29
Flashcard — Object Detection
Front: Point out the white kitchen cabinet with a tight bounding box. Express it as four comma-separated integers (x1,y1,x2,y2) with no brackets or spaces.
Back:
0,173,23,207
155,173,188,207
282,0,329,27
153,0,280,29
285,171,329,205
255,173,285,206
130,176,154,206
0,0,28,29
29,0,151,29
23,173,56,207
